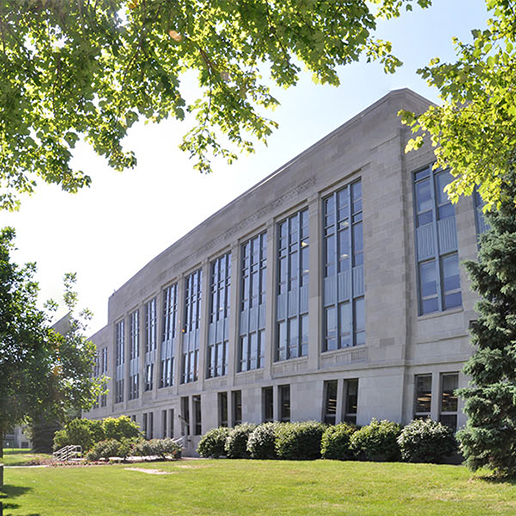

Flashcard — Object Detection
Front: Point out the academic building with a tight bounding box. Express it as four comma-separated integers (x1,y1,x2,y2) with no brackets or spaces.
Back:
86,89,485,455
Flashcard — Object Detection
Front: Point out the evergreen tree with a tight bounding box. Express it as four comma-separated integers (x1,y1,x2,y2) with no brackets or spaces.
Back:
458,170,516,475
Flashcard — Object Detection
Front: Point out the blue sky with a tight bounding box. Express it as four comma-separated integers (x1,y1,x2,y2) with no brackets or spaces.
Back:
3,0,489,334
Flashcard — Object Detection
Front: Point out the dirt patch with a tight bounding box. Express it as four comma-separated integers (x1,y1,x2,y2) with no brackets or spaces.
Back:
125,467,174,475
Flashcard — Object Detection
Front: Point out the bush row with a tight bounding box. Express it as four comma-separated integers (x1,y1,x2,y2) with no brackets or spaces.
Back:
197,418,457,464
86,437,181,461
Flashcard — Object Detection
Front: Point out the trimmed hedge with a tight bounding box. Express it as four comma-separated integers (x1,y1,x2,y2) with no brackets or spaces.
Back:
247,422,279,459
197,427,231,458
275,421,326,460
398,418,457,463
225,423,256,459
350,419,402,462
320,423,357,460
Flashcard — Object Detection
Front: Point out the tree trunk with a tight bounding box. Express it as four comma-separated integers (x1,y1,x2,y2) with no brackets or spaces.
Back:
1,430,4,516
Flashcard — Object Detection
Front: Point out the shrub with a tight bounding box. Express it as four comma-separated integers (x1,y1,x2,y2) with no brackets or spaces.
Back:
197,427,230,458
247,423,279,459
133,438,182,459
103,416,142,441
321,423,357,460
53,418,105,452
350,419,402,462
225,423,256,459
150,438,182,459
398,419,457,463
86,438,134,461
275,421,326,460
132,439,155,457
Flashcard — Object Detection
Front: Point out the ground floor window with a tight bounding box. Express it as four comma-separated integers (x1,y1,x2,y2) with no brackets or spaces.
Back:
181,397,190,436
344,379,358,424
262,387,274,422
193,395,202,435
279,385,291,422
414,374,432,419
142,412,153,439
439,373,458,430
323,381,338,425
232,390,242,426
218,392,228,427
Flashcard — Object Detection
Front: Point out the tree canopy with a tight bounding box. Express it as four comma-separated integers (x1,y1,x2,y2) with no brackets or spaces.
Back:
0,0,430,210
402,0,516,210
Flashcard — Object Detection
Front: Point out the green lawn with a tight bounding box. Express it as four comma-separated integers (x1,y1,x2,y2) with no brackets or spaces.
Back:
2,457,516,516
1,449,52,467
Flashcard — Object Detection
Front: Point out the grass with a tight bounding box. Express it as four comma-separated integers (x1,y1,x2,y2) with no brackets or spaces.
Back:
2,454,516,515
1,449,52,467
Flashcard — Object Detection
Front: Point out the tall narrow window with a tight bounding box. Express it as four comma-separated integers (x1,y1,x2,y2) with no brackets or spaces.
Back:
182,269,202,383
414,374,432,419
168,409,174,438
440,373,458,430
279,385,291,422
193,395,202,435
100,347,108,407
149,412,154,439
181,397,190,435
207,254,230,378
144,297,157,391
232,390,242,426
322,180,365,352
161,285,177,388
262,387,274,423
239,232,267,372
414,166,462,315
344,379,358,424
162,409,167,439
129,310,140,400
323,381,338,425
115,320,125,403
93,352,100,409
218,392,228,427
142,413,147,438
276,209,309,361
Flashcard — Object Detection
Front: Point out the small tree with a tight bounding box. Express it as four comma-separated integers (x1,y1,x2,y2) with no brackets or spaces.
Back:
458,170,516,475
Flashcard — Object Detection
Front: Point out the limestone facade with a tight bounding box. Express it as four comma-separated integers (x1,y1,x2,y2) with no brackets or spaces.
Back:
85,89,480,455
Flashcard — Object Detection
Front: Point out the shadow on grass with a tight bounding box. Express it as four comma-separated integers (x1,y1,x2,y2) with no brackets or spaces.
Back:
1,484,37,516
474,474,516,485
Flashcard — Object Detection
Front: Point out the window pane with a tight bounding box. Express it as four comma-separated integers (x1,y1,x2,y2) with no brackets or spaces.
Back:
288,318,299,359
442,254,460,292
280,385,291,422
325,307,337,351
415,167,430,182
416,179,432,214
420,261,437,297
324,381,338,425
339,302,352,348
436,170,452,206
300,314,308,357
277,322,287,361
353,222,363,266
354,298,365,346
441,374,458,413
438,203,455,220
415,375,432,414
